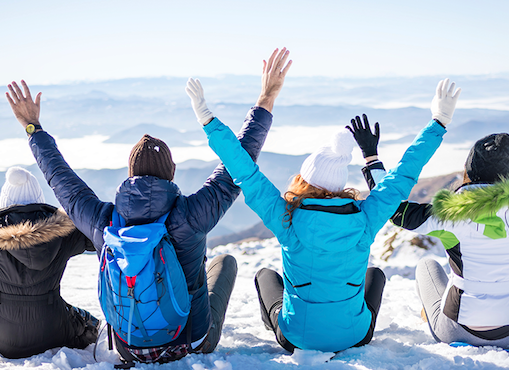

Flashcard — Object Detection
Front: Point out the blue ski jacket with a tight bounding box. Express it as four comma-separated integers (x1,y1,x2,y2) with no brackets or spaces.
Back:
204,118,445,352
28,107,273,345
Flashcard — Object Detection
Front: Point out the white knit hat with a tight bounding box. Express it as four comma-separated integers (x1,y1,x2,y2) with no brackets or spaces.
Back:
0,167,45,208
300,128,355,192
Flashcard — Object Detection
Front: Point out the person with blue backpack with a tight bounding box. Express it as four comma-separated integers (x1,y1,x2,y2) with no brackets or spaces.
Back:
186,77,460,353
5,47,292,365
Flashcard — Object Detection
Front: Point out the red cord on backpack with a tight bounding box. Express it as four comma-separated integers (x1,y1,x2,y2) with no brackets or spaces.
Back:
126,276,137,288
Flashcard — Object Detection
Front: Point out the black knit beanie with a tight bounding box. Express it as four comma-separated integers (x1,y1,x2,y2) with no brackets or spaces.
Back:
128,134,176,181
465,133,509,183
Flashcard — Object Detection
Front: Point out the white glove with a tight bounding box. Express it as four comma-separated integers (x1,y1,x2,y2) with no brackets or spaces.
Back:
185,78,214,125
431,78,461,126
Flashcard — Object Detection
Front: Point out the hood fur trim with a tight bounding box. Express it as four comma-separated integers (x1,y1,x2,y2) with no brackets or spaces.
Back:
432,179,509,222
0,209,76,250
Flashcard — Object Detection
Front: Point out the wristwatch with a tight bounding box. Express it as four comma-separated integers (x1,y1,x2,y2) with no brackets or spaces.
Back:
26,123,42,136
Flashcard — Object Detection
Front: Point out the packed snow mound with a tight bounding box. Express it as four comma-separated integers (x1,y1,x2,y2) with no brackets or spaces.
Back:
2,222,509,369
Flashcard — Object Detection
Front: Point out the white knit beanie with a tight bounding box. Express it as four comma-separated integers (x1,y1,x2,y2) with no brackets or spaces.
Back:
0,167,45,208
300,128,355,192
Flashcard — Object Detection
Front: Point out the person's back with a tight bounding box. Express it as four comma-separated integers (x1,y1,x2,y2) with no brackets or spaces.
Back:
0,167,98,359
5,48,288,364
199,78,459,352
381,133,509,347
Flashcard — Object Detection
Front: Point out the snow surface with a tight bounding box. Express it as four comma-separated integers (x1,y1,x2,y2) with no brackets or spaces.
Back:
2,224,509,369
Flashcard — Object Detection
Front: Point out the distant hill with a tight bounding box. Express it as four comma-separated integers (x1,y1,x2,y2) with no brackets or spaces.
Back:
0,158,464,244
104,123,202,146
0,152,311,238
406,171,463,203
2,75,509,141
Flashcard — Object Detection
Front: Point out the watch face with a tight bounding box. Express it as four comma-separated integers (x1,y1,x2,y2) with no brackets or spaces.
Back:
26,124,35,135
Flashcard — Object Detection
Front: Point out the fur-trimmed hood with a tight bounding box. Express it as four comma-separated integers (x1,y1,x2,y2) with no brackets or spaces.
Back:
0,205,78,271
432,179,509,222
0,208,76,251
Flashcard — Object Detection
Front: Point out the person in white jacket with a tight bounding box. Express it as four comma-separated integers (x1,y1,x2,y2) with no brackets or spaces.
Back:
361,84,509,347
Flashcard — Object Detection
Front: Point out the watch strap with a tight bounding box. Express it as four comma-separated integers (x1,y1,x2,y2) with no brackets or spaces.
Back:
26,123,43,136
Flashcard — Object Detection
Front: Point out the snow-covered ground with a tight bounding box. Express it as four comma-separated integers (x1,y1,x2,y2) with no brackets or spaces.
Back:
2,224,509,369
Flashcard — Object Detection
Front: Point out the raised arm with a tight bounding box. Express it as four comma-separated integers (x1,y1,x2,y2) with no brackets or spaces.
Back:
186,47,291,122
348,113,387,189
183,48,292,234
6,81,112,251
356,79,461,238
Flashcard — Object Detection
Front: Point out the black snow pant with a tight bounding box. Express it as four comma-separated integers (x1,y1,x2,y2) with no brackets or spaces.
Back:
254,267,386,352
0,291,99,359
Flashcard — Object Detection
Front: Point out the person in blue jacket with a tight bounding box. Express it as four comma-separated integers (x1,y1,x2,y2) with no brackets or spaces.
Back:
186,76,461,353
5,48,292,364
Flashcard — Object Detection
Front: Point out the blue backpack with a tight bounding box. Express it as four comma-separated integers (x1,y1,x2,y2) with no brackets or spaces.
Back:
98,209,192,347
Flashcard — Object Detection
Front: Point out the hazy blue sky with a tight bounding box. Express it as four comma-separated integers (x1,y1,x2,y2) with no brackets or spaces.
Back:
2,0,509,84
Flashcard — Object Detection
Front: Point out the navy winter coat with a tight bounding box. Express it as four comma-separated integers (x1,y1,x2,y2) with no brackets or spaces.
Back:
28,107,272,344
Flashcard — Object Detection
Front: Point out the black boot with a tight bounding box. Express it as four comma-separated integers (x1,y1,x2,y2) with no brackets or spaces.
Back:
197,254,237,353
69,305,101,348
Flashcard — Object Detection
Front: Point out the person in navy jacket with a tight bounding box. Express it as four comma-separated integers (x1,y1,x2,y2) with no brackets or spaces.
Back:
5,47,291,363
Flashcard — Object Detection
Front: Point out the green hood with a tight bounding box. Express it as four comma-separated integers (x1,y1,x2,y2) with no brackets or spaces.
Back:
432,179,509,222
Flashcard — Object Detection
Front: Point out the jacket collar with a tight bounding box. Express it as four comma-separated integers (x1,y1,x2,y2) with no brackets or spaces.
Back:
115,176,181,225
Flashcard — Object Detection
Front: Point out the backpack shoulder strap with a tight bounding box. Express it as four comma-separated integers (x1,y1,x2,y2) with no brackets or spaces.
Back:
156,212,170,224
110,207,126,228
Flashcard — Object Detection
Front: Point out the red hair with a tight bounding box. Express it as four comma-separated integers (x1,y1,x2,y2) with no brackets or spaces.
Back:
282,174,360,225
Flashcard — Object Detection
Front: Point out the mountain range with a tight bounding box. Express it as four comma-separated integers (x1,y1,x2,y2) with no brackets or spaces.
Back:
0,74,507,243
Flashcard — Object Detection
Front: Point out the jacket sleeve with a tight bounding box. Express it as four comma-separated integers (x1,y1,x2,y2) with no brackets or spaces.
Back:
67,229,97,257
365,162,442,235
185,107,273,234
29,132,113,252
391,201,433,229
203,116,290,243
360,120,446,240
362,161,386,191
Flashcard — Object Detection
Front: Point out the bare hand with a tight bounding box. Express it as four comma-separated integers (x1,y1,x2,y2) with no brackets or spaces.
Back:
5,80,42,129
255,47,292,113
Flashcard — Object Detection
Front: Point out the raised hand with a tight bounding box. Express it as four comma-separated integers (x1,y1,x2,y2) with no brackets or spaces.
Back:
346,114,380,159
431,78,461,126
255,47,292,113
185,78,214,126
6,80,42,129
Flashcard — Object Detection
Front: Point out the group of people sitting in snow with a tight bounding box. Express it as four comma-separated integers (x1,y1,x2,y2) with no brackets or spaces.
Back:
1,47,508,366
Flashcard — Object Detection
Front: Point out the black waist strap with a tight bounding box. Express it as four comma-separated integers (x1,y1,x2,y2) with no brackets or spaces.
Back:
300,203,360,214
0,288,60,305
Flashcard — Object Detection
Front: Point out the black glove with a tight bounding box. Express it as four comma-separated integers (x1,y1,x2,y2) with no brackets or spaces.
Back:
346,114,380,158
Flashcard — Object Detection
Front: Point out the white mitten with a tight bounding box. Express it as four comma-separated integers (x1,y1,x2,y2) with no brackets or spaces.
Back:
431,78,461,126
185,78,214,125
